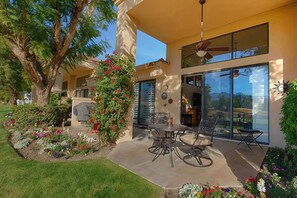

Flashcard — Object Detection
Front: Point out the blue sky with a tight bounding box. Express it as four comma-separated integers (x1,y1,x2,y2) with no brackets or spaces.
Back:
97,23,166,65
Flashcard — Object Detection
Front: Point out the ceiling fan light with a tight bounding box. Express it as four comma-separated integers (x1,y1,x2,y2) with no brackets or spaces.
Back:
196,50,207,57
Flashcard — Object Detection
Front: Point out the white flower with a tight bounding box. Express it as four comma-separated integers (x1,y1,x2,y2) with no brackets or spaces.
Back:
257,178,266,193
178,183,203,198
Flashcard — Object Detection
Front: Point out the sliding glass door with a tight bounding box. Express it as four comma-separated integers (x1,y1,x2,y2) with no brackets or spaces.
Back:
203,64,269,144
134,80,156,125
204,70,231,139
232,65,269,143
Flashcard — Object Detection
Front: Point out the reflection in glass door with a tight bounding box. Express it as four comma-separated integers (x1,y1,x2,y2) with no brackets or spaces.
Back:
134,80,156,125
204,71,231,139
202,64,269,144
232,65,269,143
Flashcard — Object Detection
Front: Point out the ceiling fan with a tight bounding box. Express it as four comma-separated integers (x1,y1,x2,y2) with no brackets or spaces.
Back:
185,0,229,60
219,69,249,78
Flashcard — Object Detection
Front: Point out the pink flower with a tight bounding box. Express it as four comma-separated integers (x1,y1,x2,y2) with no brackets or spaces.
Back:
112,51,117,55
54,130,62,135
105,59,111,64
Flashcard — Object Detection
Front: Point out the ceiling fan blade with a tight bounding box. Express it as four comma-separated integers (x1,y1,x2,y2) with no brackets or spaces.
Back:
219,73,230,77
206,47,230,51
183,52,197,59
240,73,249,77
204,52,213,59
196,41,211,50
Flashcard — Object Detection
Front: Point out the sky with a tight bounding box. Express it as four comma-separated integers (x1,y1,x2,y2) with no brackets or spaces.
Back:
97,23,166,65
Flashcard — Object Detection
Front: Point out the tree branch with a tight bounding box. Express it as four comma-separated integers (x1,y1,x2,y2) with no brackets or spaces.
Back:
21,7,27,49
53,11,61,50
60,0,87,56
48,0,88,82
5,38,47,88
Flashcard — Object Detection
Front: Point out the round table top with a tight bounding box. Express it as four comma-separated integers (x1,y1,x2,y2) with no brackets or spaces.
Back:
148,123,189,132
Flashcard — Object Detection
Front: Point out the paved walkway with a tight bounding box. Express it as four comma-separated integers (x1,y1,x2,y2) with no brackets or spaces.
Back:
108,127,267,190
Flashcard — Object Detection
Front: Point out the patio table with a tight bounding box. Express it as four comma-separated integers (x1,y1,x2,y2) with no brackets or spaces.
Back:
148,124,189,167
237,129,263,149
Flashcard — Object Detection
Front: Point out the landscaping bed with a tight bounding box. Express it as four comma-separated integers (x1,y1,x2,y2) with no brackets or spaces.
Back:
7,126,113,162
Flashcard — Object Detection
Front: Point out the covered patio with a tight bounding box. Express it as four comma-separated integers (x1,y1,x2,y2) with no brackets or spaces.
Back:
108,126,267,191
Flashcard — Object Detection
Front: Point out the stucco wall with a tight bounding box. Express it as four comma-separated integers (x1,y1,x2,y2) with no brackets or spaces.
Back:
161,3,297,147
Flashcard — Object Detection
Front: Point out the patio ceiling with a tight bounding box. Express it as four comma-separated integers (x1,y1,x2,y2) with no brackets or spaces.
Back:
127,0,297,43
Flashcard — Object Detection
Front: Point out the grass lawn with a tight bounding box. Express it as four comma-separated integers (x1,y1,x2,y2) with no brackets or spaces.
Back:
0,105,163,198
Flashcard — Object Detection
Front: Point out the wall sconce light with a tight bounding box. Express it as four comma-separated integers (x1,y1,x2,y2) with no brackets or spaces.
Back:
164,85,168,90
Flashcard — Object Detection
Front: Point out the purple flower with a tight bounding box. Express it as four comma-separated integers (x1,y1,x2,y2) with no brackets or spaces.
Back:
39,133,44,138
272,165,279,171
225,187,231,193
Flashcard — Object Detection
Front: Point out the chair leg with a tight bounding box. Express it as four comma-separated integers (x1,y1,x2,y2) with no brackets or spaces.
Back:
182,148,213,167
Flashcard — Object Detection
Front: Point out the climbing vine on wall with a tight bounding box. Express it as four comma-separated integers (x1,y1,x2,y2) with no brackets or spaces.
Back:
92,53,135,144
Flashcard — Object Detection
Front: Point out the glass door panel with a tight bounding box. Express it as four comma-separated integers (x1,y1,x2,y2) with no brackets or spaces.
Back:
139,81,156,125
133,83,139,124
204,70,231,138
232,65,269,143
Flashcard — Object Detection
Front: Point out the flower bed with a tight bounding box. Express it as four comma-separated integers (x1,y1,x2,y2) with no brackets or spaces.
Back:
10,126,101,160
178,147,297,198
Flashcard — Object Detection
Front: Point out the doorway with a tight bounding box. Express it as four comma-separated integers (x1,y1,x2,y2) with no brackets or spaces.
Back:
134,80,156,125
181,74,203,127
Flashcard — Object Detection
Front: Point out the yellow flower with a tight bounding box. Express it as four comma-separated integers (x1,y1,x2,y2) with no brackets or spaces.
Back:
197,191,202,198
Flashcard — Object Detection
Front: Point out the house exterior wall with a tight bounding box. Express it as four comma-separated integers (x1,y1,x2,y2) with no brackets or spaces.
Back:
160,3,297,147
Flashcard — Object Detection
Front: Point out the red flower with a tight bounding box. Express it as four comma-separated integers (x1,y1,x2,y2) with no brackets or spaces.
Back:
111,78,115,84
105,59,111,64
202,189,210,197
115,66,122,71
104,70,109,75
115,89,120,94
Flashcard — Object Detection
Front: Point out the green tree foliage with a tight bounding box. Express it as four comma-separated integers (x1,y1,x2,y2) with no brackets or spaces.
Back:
0,0,116,105
280,79,297,163
0,41,31,104
92,53,135,144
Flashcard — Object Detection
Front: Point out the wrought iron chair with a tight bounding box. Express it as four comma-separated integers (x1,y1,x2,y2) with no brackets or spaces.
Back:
148,112,170,157
179,117,218,167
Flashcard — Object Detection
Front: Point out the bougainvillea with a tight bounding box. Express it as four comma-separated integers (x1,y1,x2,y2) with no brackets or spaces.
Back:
92,53,135,144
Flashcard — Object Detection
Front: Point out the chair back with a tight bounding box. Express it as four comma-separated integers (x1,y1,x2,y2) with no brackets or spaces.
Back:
196,116,218,143
149,112,169,124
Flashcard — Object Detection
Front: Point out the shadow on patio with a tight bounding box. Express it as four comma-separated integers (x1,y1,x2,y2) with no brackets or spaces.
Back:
107,126,267,190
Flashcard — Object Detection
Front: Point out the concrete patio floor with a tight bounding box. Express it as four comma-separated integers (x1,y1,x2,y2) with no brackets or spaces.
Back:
107,127,268,190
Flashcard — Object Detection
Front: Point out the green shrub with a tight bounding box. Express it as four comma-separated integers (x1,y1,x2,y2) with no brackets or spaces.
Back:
280,79,297,164
13,138,32,149
49,92,61,106
13,104,68,128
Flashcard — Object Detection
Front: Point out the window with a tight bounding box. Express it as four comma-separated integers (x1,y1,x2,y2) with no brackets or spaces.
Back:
76,75,89,88
181,23,268,68
76,75,90,98
233,24,268,59
61,81,68,97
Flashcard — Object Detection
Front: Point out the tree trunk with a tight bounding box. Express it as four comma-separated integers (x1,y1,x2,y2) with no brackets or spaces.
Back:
7,86,17,105
32,84,52,105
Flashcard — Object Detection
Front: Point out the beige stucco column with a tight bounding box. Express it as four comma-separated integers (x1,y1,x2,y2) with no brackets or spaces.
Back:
114,0,138,143
114,0,137,61
68,75,76,97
